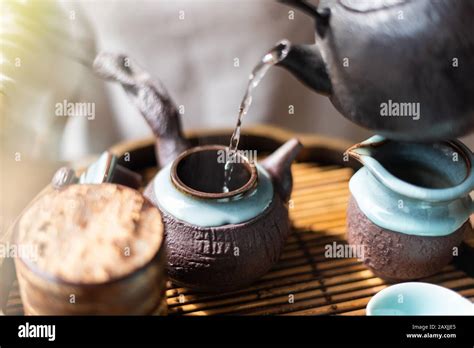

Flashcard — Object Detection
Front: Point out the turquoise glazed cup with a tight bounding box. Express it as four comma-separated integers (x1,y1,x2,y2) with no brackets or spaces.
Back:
347,136,474,281
367,282,474,315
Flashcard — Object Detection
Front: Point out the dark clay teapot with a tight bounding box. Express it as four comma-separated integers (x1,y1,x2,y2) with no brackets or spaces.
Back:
277,0,474,141
94,53,302,292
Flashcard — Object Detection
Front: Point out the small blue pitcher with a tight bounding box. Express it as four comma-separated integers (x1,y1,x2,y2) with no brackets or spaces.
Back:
346,136,474,281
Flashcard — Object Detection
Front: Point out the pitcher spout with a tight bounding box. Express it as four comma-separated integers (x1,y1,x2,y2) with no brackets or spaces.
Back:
93,53,190,168
261,138,303,202
347,136,474,203
345,135,387,165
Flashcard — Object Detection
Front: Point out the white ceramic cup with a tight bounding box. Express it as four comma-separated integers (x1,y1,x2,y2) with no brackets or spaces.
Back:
367,282,474,315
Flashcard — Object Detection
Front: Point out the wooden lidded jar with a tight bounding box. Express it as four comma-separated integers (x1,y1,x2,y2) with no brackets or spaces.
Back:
14,183,167,315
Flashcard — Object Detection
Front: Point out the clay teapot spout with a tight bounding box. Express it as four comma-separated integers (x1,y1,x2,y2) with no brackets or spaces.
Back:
275,0,332,95
261,138,303,202
93,53,190,168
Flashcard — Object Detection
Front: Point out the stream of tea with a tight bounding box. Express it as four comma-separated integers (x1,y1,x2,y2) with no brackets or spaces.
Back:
223,40,290,193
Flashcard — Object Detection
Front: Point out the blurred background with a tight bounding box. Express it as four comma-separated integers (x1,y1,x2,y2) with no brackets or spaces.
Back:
1,0,474,244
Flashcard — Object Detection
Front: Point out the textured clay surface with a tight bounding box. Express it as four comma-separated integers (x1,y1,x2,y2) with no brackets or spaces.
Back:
18,184,164,283
347,195,468,281
144,183,290,292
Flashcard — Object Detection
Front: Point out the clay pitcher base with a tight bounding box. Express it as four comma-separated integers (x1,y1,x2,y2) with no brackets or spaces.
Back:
346,195,468,282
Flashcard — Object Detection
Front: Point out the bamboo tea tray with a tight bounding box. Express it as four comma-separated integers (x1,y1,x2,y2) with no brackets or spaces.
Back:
4,126,474,315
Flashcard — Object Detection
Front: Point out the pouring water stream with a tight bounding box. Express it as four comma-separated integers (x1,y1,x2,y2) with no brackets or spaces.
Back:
223,40,291,192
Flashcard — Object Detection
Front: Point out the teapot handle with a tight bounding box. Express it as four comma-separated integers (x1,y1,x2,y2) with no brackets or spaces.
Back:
93,53,190,167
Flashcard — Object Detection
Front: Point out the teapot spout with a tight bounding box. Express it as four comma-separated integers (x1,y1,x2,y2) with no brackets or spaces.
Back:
93,53,190,168
276,0,332,95
277,43,332,96
261,138,303,202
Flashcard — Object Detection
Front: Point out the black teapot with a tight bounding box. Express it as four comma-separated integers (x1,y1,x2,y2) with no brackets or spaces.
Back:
277,0,474,141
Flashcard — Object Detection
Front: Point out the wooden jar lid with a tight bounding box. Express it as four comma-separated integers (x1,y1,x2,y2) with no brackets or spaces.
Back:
16,183,164,284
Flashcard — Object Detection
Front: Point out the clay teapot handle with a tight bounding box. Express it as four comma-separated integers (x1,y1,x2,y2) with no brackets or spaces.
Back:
93,53,190,167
